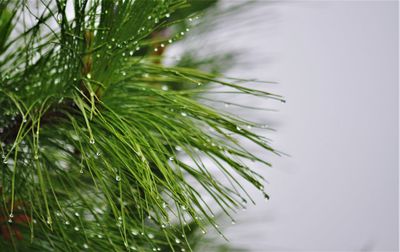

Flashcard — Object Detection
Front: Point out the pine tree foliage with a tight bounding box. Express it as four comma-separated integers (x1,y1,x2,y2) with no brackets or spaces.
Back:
0,0,281,251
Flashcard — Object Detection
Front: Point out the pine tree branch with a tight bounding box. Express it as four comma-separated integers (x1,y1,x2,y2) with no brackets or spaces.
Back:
0,1,279,251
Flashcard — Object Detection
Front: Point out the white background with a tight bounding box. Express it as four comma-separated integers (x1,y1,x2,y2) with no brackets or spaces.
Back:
212,1,398,251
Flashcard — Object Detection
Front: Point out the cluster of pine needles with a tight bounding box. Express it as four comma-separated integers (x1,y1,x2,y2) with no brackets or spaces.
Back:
0,0,282,251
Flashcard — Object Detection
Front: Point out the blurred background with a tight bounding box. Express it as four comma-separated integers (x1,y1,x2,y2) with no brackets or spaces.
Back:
168,0,398,251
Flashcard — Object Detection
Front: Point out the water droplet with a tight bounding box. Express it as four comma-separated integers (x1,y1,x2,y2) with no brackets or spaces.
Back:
168,39,173,44
65,220,70,225
122,71,126,76
180,112,187,117
34,154,39,160
115,175,121,182
129,51,134,56
47,216,52,224
74,226,80,231
86,73,91,79
175,238,181,244
9,213,13,218
161,85,168,91
57,14,62,24
236,126,242,131
201,230,206,234
8,218,12,223
168,157,174,161
165,13,170,18
131,229,138,236
231,220,236,225
96,152,101,156
111,38,115,42
181,249,186,252
247,125,252,129
175,146,182,151
89,139,95,144
148,233,155,239
74,212,80,217
130,246,137,251
97,234,103,238
148,15,152,20
2,158,7,164
83,243,89,249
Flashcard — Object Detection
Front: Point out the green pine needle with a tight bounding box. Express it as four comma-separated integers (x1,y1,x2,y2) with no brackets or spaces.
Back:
0,0,280,251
